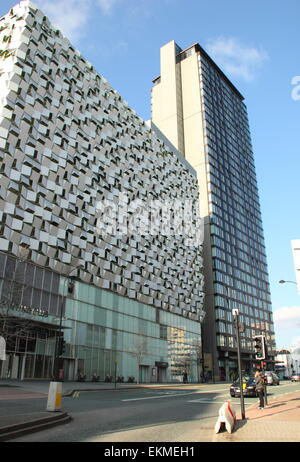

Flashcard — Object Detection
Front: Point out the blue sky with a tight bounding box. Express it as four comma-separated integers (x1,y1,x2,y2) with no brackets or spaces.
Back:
1,0,300,351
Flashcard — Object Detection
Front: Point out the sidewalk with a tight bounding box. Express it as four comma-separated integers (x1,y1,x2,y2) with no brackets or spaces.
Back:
1,379,300,442
213,389,300,442
0,378,195,396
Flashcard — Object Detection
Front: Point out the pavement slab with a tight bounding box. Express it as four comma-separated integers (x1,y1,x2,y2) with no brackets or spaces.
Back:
0,387,47,400
214,390,300,442
0,412,55,429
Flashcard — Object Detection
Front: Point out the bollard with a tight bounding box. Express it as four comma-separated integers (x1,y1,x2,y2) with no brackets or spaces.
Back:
47,381,62,412
214,401,236,434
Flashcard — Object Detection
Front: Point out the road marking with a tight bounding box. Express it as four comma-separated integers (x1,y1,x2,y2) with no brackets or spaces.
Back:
122,387,258,403
122,391,201,402
187,398,255,406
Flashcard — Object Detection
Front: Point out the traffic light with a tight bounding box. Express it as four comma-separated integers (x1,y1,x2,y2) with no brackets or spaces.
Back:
253,335,266,360
57,338,66,356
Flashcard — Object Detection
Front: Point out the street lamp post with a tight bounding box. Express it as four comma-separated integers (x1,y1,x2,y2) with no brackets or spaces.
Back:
199,310,206,383
232,309,246,420
53,267,80,381
279,280,297,285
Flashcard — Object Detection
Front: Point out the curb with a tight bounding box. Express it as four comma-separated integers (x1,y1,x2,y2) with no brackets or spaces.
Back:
0,412,72,441
62,386,174,397
62,383,206,397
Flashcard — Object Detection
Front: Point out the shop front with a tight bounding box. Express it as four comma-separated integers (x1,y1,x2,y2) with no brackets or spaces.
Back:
0,318,64,380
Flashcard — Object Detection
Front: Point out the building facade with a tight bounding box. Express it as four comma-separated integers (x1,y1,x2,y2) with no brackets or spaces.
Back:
0,3,204,381
274,350,293,380
152,41,276,380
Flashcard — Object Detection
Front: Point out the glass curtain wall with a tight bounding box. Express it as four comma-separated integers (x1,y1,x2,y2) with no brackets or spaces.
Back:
198,54,276,362
64,282,202,383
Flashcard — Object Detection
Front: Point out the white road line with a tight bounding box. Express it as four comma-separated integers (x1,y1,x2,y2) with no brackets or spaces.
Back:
187,399,255,406
122,391,201,402
120,384,299,403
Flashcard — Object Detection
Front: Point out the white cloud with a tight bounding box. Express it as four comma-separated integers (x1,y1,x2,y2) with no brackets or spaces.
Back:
38,0,92,42
95,0,154,17
290,336,300,352
273,306,300,329
206,36,269,82
96,0,120,15
35,0,130,58
35,0,163,43
35,0,147,43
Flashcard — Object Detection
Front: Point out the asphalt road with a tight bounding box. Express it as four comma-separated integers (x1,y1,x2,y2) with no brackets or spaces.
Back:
11,381,299,442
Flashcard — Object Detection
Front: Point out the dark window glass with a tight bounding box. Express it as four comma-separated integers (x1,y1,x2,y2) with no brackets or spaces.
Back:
5,257,15,279
1,279,12,303
24,263,35,287
160,325,168,340
11,281,23,305
43,270,52,292
41,291,50,311
22,286,33,306
51,273,60,294
49,293,58,316
26,338,36,353
32,288,42,309
33,268,43,289
15,261,26,285
0,253,6,278
49,294,65,317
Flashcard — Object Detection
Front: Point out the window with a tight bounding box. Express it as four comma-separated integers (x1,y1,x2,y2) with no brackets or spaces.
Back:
160,325,168,340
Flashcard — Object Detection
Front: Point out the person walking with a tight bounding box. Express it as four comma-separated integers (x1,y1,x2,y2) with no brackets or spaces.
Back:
255,371,265,409
183,371,188,383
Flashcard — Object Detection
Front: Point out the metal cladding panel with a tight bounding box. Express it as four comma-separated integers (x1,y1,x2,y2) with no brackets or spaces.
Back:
0,1,204,319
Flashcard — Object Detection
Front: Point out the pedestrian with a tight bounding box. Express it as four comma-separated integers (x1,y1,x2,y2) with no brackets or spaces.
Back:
183,371,188,383
204,371,209,382
255,370,265,409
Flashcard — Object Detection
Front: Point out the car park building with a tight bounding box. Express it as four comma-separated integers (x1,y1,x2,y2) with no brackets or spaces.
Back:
0,2,204,382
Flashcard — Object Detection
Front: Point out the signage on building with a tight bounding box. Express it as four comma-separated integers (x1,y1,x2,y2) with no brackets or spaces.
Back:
13,304,49,318
155,361,168,368
0,336,6,360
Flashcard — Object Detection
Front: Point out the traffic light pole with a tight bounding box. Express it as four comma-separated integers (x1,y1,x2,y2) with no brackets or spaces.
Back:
254,335,268,407
53,268,79,381
233,310,246,420
261,361,268,406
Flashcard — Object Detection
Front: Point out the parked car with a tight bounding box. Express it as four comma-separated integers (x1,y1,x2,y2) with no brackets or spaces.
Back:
230,376,257,397
291,373,300,382
264,371,280,385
